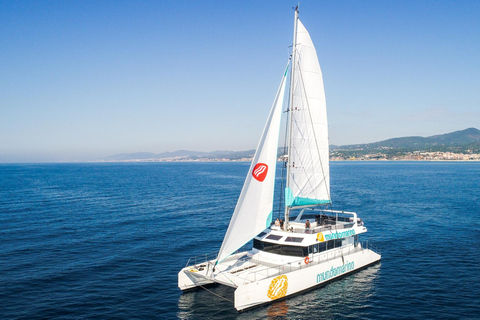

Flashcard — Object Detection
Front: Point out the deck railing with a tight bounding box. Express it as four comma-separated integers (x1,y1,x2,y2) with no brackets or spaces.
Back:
290,221,356,234
183,241,380,285
184,251,218,269
275,210,359,234
236,240,378,284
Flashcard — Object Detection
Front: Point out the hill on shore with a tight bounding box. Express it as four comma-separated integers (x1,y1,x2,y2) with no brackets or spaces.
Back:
331,127,480,151
104,128,480,161
330,128,480,159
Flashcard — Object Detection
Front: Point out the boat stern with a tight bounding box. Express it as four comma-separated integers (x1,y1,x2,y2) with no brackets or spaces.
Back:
178,266,215,291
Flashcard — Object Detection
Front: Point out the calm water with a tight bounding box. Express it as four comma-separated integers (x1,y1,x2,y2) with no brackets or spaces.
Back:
1,162,479,319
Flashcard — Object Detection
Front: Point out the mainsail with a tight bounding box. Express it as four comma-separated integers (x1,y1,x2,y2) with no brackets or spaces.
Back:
216,64,289,263
217,16,329,263
285,19,330,208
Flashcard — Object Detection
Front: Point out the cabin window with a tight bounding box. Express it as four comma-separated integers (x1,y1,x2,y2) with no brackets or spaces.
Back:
266,234,283,241
285,237,304,243
253,237,346,258
317,242,327,252
314,239,344,253
326,239,343,250
253,239,308,257
327,240,335,250
257,232,267,238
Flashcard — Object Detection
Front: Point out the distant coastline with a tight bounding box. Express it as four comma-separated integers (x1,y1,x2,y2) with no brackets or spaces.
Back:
101,128,480,163
94,155,480,163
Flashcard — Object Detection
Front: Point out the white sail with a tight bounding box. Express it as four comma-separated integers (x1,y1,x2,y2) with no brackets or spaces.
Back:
179,12,382,311
216,64,289,263
285,19,330,208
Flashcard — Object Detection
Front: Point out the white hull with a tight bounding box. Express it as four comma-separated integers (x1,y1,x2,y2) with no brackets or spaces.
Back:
178,245,380,311
177,9,382,313
178,267,215,291
234,248,380,311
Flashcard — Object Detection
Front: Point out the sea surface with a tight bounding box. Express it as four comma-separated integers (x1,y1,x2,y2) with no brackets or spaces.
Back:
1,161,479,319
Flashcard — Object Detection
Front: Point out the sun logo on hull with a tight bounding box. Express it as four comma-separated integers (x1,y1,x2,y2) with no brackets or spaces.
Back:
317,233,325,242
267,275,288,300
252,163,268,182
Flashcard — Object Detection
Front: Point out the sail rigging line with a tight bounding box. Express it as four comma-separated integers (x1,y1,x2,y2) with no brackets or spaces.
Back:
217,271,238,288
215,60,290,265
199,284,234,303
278,107,288,219
292,44,332,206
278,56,293,220
284,8,300,227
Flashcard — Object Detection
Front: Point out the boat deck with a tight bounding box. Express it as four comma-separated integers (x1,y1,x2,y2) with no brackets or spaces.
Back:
271,210,363,235
186,241,374,288
273,219,357,235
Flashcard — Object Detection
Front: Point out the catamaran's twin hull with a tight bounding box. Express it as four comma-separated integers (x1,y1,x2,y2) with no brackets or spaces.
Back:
178,248,380,311
178,268,215,291
177,8,382,313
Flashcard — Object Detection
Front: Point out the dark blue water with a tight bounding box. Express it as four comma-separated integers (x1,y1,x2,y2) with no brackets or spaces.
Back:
1,162,479,319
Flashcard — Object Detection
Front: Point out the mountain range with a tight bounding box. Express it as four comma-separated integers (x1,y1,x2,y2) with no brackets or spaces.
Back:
331,127,480,151
103,149,256,161
104,128,480,161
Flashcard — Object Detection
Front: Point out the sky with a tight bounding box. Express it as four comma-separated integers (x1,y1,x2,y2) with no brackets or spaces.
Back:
1,1,479,162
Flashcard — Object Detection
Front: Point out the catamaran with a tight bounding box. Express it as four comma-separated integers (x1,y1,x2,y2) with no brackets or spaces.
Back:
178,8,381,311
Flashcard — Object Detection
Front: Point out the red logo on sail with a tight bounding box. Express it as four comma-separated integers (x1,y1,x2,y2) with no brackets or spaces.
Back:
252,163,268,182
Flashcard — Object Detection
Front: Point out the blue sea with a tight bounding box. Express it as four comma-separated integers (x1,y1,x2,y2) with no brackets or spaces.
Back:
1,161,479,319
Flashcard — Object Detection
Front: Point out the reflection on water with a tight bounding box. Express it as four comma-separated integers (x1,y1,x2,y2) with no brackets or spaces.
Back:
3,163,479,319
177,285,238,320
284,263,381,319
266,300,288,319
177,263,381,319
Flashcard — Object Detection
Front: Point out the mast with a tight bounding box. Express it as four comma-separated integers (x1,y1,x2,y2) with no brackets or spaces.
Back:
284,6,299,229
